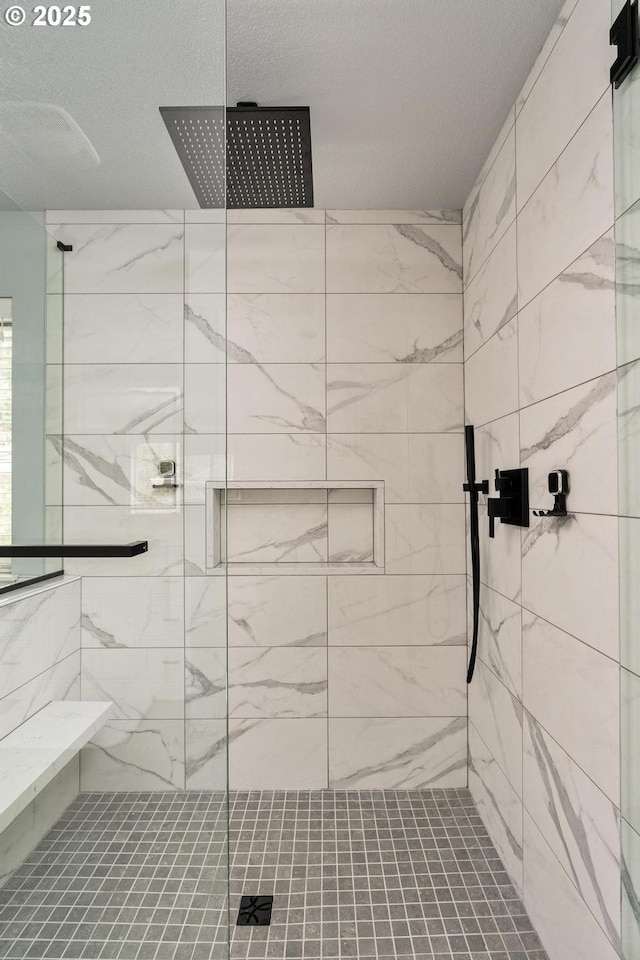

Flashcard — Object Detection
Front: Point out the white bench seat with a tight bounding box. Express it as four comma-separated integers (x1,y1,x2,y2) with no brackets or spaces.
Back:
0,701,112,835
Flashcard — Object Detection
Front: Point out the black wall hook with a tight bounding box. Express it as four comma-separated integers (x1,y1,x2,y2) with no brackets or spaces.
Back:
533,470,569,518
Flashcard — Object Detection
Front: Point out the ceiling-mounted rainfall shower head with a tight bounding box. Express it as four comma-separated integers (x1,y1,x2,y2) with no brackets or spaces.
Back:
159,103,314,209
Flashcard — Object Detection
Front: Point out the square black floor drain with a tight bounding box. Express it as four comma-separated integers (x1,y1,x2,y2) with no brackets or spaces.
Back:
236,895,274,926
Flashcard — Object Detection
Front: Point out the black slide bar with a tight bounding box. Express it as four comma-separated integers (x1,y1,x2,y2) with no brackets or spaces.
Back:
0,542,148,558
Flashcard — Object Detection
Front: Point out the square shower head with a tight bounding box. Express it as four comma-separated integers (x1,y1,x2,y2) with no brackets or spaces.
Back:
160,105,314,209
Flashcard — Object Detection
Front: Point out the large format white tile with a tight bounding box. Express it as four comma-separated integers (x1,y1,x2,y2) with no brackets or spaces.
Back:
516,0,612,209
326,294,462,363
226,503,328,564
464,317,518,426
184,294,226,363
468,660,523,796
523,711,621,948
520,374,617,516
517,93,614,308
228,648,327,718
81,719,184,791
227,294,325,363
63,506,183,577
228,718,327,789
616,201,640,368
523,813,620,960
228,209,325,224
64,294,184,364
618,360,640,518
48,210,184,224
82,648,184,720
184,435,225,503
228,576,326,647
522,512,618,659
477,586,522,699
614,54,640,217
329,647,466,717
184,365,226,435
515,0,579,116
622,667,640,835
522,611,619,803
185,719,227,790
227,224,325,293
469,723,523,896
227,434,326,482
463,128,516,284
327,434,463,504
64,365,183,435
184,223,225,293
81,577,184,649
328,575,466,647
622,819,640,960
329,717,466,789
53,224,184,294
385,505,466,574
62,434,181,507
518,231,616,405
185,649,226,719
463,224,517,359
326,225,462,293
463,109,515,224
185,578,226,648
327,363,463,433
227,363,325,434
326,210,461,225
0,654,79,742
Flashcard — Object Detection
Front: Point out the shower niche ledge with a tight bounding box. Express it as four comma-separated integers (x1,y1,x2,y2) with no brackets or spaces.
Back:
205,480,385,576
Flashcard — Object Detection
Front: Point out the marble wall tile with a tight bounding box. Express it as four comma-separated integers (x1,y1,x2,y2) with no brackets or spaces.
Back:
327,502,373,563
477,586,522,699
618,360,640,518
0,580,80,701
622,818,640,959
463,128,516,284
621,667,640,835
326,211,461,225
463,224,517,360
228,576,326,647
385,504,466,574
518,231,616,406
327,434,463,504
227,434,327,482
64,364,183,435
463,110,515,225
227,209,325,224
185,719,227,790
328,575,466,647
185,649,227,719
184,364,226,435
62,434,182,507
185,210,225,224
185,578,226,648
468,723,523,895
520,374,617,516
81,577,184,649
515,0,579,115
81,719,185,791
464,317,518,427
326,224,462,294
53,224,184,294
227,224,325,293
0,652,79,741
184,435,225,503
523,710,621,948
614,59,640,217
615,201,640,367
184,294,226,363
468,657,523,797
522,611,619,803
523,813,620,960
227,364,325,434
82,648,184,720
328,717,467,789
227,294,325,363
329,647,466,717
517,93,614,309
48,210,184,224
327,363,463,434
228,718,327,789
63,506,183,577
184,505,207,577
620,519,640,678
65,294,184,364
184,224,225,293
515,0,611,210
228,648,327,718
522,513,618,659
226,503,328,565
326,293,462,363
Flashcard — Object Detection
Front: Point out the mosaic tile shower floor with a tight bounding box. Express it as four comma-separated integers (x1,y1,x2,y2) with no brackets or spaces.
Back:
0,790,548,960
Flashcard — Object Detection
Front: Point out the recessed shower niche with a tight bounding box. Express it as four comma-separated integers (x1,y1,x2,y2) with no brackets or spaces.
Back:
205,480,385,575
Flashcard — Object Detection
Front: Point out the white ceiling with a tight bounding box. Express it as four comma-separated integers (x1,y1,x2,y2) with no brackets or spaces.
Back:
0,0,566,211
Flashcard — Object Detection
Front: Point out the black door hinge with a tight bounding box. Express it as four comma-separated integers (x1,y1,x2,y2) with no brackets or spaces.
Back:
611,0,640,88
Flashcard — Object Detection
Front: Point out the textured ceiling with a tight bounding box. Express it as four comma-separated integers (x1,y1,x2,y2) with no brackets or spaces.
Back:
0,0,565,211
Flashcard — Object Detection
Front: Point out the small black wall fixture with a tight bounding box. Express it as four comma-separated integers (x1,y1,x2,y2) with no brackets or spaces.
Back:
487,468,529,539
611,0,639,88
533,470,569,518
0,542,148,558
56,241,73,252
